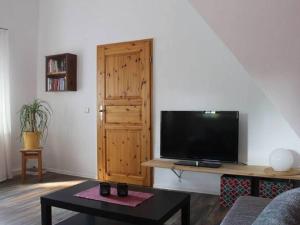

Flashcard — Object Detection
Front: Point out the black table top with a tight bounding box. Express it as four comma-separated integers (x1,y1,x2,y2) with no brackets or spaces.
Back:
41,180,190,225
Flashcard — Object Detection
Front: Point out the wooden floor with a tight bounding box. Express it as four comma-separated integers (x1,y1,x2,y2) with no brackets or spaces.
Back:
0,173,228,225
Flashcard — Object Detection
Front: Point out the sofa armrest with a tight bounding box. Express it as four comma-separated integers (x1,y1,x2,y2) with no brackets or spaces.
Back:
220,196,271,225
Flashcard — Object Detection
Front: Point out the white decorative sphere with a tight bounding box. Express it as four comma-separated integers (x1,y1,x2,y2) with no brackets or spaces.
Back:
269,149,294,172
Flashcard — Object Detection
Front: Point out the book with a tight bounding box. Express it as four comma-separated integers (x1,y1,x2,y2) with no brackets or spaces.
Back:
48,58,66,74
47,78,65,91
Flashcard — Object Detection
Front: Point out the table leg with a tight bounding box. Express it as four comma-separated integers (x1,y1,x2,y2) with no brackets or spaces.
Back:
41,203,52,225
21,154,26,183
181,199,190,225
38,152,43,182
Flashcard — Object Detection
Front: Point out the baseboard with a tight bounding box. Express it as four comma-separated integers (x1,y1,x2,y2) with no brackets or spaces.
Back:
153,183,220,195
12,167,96,180
46,168,97,179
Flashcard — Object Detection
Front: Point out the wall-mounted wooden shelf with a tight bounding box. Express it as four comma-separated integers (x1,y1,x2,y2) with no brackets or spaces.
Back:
46,53,77,92
142,159,300,180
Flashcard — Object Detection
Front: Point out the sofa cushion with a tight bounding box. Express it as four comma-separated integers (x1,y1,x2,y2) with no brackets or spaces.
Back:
220,196,271,225
252,187,300,225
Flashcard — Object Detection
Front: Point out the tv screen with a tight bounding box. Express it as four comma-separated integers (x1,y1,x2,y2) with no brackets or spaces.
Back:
160,111,239,163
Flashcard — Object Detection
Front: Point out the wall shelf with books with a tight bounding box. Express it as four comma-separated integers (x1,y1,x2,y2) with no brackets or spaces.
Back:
46,53,77,92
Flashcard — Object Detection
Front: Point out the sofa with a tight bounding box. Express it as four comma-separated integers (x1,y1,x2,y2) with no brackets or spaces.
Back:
220,196,271,225
220,187,300,225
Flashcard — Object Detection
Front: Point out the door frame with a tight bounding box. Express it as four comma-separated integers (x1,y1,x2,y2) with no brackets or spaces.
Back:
96,39,153,186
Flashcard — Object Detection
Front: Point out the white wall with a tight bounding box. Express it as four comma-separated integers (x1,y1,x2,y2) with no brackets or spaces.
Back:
190,0,300,138
0,0,39,171
37,0,300,194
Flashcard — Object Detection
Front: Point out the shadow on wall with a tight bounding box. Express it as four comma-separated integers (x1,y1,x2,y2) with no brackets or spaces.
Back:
239,113,248,164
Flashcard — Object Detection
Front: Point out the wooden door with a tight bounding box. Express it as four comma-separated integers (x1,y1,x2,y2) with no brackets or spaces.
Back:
97,39,152,186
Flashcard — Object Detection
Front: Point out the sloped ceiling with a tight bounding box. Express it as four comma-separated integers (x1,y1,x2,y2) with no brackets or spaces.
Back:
189,0,300,137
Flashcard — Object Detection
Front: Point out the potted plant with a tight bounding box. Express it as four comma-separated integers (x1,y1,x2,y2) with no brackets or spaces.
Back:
19,99,52,149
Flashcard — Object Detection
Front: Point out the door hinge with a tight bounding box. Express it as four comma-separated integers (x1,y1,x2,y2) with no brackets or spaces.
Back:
150,57,152,63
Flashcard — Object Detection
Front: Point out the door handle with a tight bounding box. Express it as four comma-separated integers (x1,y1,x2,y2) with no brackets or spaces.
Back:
99,109,106,112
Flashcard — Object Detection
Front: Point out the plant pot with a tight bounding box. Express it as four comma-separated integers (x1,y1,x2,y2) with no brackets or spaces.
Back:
23,132,40,149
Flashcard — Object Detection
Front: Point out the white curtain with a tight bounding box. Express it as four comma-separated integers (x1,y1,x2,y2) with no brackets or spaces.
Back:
0,29,12,182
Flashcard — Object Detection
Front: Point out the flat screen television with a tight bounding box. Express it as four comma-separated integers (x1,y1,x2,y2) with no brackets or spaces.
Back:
160,111,239,163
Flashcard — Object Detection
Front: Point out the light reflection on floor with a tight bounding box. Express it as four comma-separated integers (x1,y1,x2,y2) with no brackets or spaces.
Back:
37,180,84,188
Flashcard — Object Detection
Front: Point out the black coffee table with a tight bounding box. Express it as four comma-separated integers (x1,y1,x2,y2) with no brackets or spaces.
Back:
40,180,190,225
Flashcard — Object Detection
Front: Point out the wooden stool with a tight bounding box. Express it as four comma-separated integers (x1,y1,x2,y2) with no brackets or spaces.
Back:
20,148,43,183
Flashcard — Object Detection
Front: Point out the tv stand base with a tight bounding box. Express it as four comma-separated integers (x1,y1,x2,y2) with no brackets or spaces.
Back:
175,160,222,168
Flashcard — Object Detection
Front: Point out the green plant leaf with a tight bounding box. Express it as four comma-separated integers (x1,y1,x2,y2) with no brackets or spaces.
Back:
18,99,52,144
